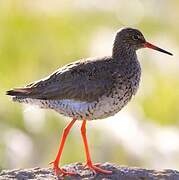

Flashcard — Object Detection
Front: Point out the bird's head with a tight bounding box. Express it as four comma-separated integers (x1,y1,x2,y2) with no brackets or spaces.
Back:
114,27,173,56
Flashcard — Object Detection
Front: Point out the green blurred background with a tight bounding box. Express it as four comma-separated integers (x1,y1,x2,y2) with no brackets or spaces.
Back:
0,0,179,170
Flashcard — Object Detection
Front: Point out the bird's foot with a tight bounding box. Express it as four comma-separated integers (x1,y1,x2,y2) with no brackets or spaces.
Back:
49,161,77,176
84,162,112,174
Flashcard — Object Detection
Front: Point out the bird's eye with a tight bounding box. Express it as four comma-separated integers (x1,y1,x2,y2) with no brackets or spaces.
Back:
132,35,140,40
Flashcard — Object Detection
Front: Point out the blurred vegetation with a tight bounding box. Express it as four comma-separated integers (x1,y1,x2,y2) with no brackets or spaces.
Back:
0,0,179,170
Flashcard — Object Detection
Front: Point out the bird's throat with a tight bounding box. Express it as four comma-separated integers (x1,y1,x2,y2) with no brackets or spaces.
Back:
112,43,137,64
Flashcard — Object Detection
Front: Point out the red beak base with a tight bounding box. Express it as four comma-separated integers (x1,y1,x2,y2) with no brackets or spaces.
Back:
144,42,173,56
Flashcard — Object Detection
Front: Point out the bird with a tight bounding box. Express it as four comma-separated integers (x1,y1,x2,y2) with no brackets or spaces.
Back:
6,27,173,176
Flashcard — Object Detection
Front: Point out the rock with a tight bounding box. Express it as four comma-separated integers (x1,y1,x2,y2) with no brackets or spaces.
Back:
0,162,179,180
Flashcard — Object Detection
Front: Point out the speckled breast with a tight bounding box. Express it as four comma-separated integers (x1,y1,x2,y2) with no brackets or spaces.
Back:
49,88,133,120
49,79,138,120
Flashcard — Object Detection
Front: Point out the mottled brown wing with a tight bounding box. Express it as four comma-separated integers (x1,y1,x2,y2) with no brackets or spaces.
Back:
22,57,116,102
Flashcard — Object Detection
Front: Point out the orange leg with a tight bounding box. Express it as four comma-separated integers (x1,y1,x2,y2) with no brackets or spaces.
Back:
50,118,77,176
81,119,112,174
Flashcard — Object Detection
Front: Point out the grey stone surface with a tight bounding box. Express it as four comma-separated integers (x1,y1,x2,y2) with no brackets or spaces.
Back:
0,162,179,180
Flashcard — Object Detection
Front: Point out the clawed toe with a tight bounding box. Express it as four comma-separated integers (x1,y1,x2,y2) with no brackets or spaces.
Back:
50,161,77,176
84,162,112,174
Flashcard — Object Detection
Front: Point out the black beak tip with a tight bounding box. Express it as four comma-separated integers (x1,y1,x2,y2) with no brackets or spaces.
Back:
169,52,173,56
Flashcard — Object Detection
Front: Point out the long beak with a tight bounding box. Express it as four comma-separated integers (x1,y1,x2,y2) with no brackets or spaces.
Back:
144,42,173,56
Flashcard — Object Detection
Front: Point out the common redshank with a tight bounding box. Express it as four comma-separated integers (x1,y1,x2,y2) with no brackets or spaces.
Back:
6,27,173,176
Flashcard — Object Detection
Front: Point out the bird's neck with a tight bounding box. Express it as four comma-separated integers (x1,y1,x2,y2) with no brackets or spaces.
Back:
112,42,137,64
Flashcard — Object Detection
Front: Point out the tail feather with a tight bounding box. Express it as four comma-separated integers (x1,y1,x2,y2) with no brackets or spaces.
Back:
6,87,33,97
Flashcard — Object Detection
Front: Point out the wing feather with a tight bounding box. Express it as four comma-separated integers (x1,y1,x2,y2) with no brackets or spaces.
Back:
7,57,119,102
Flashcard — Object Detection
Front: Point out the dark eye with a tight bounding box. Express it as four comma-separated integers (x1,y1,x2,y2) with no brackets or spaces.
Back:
132,35,140,40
